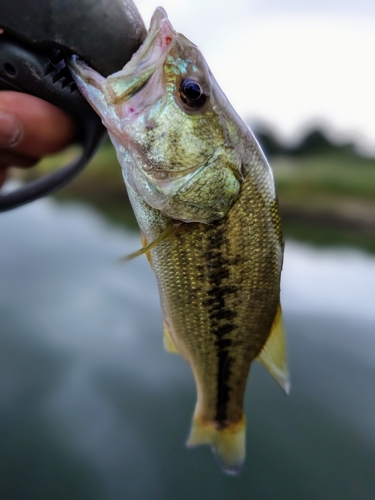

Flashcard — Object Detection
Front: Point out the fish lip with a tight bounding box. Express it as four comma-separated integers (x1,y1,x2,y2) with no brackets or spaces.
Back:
91,8,178,110
68,54,106,86
113,7,177,81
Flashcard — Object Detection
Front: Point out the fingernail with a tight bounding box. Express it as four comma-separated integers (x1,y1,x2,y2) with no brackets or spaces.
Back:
0,111,22,148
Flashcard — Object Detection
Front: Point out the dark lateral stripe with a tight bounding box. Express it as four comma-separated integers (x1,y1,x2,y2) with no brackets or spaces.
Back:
204,223,238,425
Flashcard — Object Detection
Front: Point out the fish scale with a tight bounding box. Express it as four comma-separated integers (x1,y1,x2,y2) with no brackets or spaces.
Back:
127,159,281,426
69,6,288,476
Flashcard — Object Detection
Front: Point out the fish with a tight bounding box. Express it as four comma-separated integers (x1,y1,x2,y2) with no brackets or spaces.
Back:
69,7,289,475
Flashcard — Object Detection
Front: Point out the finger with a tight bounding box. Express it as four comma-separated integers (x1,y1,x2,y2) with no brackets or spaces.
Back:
0,91,77,157
0,110,22,148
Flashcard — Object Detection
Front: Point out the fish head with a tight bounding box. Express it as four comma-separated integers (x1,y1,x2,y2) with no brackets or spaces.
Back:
69,7,243,223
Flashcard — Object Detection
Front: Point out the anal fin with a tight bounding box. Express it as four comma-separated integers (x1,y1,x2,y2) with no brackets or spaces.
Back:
163,322,180,354
257,302,290,394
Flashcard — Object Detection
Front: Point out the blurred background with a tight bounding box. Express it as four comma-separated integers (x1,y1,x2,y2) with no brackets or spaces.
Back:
1,0,375,498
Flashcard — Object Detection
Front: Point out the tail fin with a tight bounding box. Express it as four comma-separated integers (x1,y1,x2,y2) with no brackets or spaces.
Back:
186,415,246,475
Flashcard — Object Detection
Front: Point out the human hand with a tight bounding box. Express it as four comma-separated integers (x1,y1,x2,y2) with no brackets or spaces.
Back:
0,91,76,186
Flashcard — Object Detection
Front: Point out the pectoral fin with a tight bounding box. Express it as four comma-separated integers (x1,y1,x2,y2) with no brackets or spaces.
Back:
163,322,180,354
140,232,153,267
257,303,290,394
117,223,178,264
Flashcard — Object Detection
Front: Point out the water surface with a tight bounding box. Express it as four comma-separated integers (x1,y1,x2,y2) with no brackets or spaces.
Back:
0,199,374,499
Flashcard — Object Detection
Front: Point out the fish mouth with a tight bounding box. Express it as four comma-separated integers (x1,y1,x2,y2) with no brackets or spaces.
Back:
104,8,177,103
68,8,177,116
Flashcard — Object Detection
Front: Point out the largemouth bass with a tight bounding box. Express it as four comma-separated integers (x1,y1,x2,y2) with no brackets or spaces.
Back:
69,7,289,475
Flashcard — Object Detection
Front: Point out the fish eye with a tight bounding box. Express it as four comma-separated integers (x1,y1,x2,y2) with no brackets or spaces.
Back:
179,78,207,108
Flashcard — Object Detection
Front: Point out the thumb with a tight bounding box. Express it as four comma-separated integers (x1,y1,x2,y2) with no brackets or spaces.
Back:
0,91,76,157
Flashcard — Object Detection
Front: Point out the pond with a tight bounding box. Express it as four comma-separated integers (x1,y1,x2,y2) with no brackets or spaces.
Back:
0,197,374,499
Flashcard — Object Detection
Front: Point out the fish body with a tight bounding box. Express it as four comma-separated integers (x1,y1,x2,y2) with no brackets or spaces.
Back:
69,7,289,475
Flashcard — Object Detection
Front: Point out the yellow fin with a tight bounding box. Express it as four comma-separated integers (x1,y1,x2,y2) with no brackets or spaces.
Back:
163,323,180,354
257,302,290,394
186,416,246,476
140,232,153,267
117,223,178,264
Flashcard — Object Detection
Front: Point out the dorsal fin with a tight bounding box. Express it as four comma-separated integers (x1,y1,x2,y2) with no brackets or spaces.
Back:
257,302,290,394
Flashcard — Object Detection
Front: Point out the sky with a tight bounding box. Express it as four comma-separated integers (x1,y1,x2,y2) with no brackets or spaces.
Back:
133,0,375,153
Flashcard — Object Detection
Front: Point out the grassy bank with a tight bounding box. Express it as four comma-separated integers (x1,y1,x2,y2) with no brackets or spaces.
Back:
18,138,375,251
272,151,375,251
